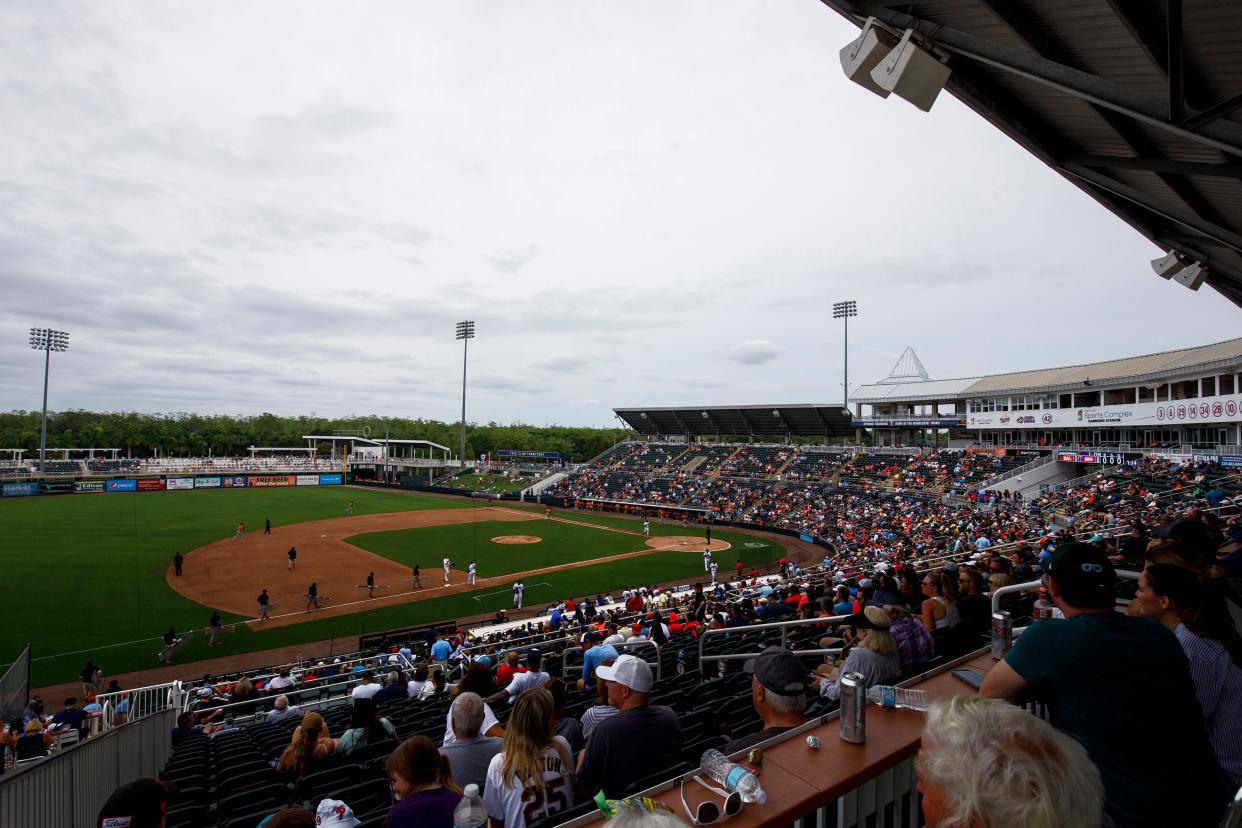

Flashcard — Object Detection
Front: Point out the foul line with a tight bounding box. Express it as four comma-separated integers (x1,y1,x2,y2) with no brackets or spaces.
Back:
548,515,643,536
472,582,552,601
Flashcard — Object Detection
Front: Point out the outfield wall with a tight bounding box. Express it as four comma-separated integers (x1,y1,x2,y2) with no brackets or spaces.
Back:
0,472,344,498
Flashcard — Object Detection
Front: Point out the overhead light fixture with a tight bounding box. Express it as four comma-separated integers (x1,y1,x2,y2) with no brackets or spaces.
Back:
1151,251,1206,290
839,17,896,99
870,28,952,112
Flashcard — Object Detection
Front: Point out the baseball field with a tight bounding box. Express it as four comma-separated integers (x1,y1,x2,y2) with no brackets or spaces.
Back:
2,486,781,687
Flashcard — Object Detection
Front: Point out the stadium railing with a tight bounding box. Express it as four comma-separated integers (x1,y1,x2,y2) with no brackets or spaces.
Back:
696,614,849,673
560,640,661,680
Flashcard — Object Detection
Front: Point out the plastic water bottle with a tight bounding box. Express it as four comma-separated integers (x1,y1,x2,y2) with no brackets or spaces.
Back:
1032,589,1055,622
453,783,487,828
866,685,929,712
701,748,767,804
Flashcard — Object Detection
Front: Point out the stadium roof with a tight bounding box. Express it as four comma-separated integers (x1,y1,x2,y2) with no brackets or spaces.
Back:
852,336,1242,402
614,405,854,437
819,1,1242,307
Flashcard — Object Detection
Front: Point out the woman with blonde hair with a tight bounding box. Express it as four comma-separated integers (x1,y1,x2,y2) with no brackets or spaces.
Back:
813,606,901,701
920,570,961,631
483,687,574,828
276,711,335,778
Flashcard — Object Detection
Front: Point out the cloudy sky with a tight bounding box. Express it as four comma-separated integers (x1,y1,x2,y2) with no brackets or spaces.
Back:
1,1,1238,428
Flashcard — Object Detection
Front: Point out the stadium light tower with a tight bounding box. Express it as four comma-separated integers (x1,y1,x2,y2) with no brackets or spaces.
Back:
29,327,69,472
455,320,475,469
832,301,857,408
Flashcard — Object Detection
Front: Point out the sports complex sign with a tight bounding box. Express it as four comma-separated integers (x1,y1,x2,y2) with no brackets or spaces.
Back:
968,396,1242,429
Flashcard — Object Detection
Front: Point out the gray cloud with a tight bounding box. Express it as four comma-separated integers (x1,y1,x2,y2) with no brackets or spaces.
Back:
727,340,781,366
491,246,541,274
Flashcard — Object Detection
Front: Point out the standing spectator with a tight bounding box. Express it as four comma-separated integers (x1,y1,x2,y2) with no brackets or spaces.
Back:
485,687,575,828
385,736,461,828
440,693,503,793
576,655,682,799
1128,563,1242,787
981,543,1225,827
917,695,1102,827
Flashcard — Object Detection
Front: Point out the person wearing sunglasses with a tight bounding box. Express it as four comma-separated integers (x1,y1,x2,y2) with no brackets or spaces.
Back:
722,646,809,754
980,543,1226,828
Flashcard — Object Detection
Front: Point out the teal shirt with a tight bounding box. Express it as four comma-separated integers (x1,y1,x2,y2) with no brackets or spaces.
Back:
1005,613,1223,827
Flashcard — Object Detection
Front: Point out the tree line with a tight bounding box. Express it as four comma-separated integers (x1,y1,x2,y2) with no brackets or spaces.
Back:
0,411,631,462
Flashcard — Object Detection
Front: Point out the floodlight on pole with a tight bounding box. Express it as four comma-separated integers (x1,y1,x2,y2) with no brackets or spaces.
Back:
455,320,475,470
832,301,857,409
29,327,69,472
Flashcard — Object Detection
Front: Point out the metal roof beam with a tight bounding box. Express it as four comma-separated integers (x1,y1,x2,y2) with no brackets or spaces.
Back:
1184,93,1242,129
1059,163,1242,255
1065,154,1242,179
851,2,1242,156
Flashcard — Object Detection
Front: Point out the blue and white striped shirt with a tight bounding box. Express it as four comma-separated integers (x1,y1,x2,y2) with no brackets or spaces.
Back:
1176,623,1242,785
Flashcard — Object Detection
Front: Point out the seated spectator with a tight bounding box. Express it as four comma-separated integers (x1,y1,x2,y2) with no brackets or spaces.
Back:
407,663,431,699
577,655,683,799
443,665,504,746
266,666,297,693
723,647,808,753
954,568,991,638
485,687,575,828
421,669,448,701
440,692,503,793
16,720,54,760
813,607,901,700
580,659,619,745
1128,563,1242,786
546,678,584,754
171,711,223,746
259,805,316,827
95,778,173,828
385,736,462,828
981,543,1225,827
373,671,407,704
486,649,549,707
350,670,382,701
50,697,88,739
920,572,960,631
917,695,1103,827
228,677,261,716
1,718,21,767
266,694,301,724
884,605,935,673
336,697,397,755
496,651,526,687
277,711,336,778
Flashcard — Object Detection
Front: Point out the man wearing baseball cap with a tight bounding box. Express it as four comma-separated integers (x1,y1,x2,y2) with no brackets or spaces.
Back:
981,543,1225,827
576,654,682,799
577,631,618,691
97,778,172,828
724,646,808,753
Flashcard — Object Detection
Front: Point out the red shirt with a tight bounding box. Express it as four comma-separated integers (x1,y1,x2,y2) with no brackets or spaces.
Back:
496,664,526,686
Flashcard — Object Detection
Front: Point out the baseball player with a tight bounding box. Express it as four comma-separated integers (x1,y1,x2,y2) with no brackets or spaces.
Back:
231,522,245,543
306,582,320,611
443,556,452,583
412,565,421,589
705,525,712,545
257,589,270,621
366,572,375,598
467,560,477,586
703,548,713,572
709,560,720,585
642,520,650,537
345,499,354,515
545,506,552,520
513,581,524,609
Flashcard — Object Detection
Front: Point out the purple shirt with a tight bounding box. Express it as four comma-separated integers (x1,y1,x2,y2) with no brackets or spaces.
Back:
890,614,934,673
386,785,459,828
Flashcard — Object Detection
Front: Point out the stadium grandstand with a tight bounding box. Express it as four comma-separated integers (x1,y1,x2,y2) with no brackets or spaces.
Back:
5,1,1242,827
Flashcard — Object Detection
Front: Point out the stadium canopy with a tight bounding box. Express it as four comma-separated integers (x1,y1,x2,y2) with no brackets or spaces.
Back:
819,1,1242,307
614,405,854,438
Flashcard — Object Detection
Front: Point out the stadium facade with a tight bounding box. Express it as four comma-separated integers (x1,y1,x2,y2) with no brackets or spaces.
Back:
851,338,1242,450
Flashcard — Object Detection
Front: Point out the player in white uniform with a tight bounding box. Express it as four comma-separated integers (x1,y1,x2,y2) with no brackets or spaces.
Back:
468,560,477,586
709,560,719,585
703,549,713,572
513,581,525,609
443,556,452,583
642,520,650,537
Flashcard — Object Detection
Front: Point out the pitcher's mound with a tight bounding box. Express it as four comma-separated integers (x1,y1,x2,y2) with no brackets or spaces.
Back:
646,536,732,553
492,535,543,544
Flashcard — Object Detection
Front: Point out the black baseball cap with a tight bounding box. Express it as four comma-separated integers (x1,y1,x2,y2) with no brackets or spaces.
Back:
1046,542,1115,602
97,778,173,828
1150,518,1214,556
743,646,809,696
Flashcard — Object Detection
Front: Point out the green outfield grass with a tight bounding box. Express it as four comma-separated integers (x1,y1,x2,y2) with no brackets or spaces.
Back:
2,488,781,686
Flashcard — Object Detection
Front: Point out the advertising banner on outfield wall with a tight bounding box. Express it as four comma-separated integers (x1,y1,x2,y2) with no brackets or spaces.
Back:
194,476,221,489
75,481,104,493
106,479,137,493
295,475,320,486
2,482,39,497
40,482,74,494
137,479,166,491
166,477,194,490
1218,455,1242,469
221,476,247,488
249,475,294,487
319,473,343,485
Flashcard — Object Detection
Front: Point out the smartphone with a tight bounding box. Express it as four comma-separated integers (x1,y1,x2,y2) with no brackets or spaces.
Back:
951,667,987,689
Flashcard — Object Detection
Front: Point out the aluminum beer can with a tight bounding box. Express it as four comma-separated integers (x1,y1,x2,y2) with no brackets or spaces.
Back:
840,672,866,744
991,611,1013,660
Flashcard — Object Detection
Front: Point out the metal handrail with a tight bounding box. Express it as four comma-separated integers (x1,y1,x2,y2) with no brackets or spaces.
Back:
989,572,1139,617
696,614,851,672
561,639,662,682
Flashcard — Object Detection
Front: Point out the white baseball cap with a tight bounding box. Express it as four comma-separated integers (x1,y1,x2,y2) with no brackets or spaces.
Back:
595,654,653,693
316,799,361,827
